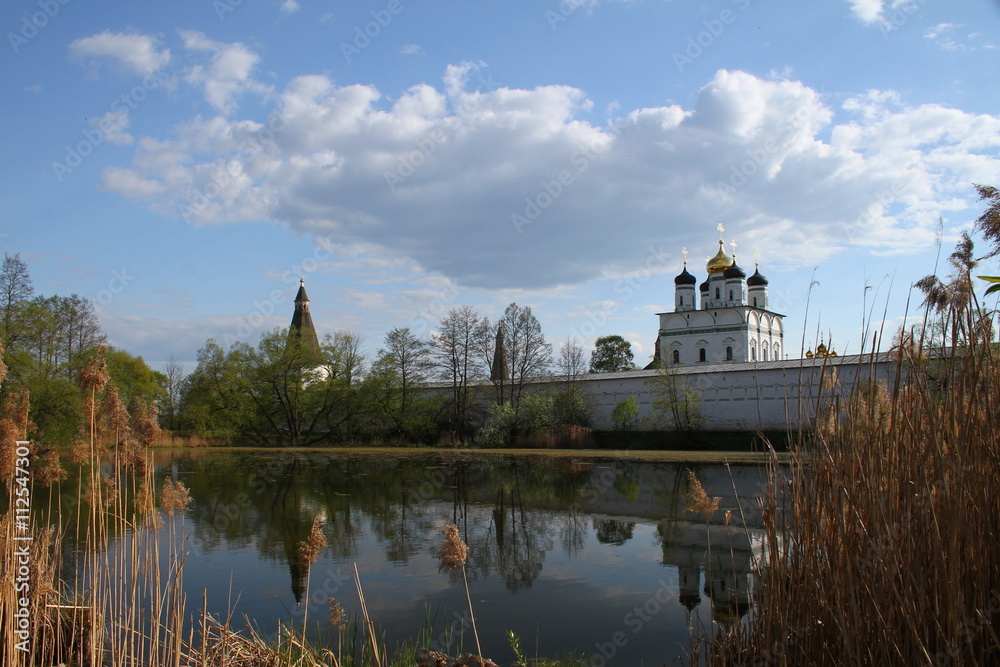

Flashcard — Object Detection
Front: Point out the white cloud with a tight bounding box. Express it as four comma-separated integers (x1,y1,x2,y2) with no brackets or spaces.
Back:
100,66,1000,290
280,0,300,14
69,30,171,75
399,43,425,56
847,0,884,24
90,109,133,145
179,31,268,114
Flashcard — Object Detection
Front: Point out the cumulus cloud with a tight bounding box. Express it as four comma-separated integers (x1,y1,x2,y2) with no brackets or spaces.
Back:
400,43,426,56
70,30,171,75
847,0,885,24
179,31,268,114
99,65,1000,290
90,109,133,145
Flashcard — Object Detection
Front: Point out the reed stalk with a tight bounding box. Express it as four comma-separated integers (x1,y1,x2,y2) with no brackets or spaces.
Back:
693,328,1000,664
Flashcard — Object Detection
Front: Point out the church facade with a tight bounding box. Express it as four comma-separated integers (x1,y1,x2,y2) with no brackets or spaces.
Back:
654,238,784,366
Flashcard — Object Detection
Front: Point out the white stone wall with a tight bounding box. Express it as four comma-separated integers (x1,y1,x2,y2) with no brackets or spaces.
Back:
523,353,894,431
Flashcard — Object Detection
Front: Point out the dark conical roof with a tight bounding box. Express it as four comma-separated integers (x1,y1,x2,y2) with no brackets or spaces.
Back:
674,264,697,286
490,326,509,382
724,260,746,280
289,278,321,356
747,266,769,287
722,253,745,279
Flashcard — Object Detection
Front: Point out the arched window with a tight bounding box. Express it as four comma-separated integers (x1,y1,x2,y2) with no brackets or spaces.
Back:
752,296,758,307
672,349,680,363
726,346,733,361
751,346,756,361
715,287,720,299
763,347,768,361
729,290,734,301
775,344,780,359
699,348,706,362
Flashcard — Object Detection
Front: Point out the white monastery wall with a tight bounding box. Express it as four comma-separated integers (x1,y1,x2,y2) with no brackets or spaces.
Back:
520,353,894,431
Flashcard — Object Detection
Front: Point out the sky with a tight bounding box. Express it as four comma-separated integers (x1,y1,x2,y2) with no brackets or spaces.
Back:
3,0,1000,371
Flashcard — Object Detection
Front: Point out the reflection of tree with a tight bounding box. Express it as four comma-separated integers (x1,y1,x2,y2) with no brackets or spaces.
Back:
593,518,635,546
143,450,765,614
474,487,547,592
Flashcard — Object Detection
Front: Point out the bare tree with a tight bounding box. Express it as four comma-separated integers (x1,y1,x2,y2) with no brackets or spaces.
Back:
432,306,487,437
0,253,34,355
497,303,552,410
371,327,436,439
161,355,186,431
558,337,586,379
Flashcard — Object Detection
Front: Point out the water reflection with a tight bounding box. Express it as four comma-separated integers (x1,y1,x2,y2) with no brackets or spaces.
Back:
67,450,769,662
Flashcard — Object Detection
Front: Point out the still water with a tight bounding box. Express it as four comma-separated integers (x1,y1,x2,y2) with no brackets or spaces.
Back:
144,448,767,665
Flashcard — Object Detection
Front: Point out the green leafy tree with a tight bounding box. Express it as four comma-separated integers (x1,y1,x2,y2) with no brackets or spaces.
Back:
589,335,635,373
550,384,591,427
104,347,167,406
645,365,704,435
611,396,640,431
369,327,440,442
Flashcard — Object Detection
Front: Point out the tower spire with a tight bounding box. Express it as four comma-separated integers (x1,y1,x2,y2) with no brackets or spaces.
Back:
290,278,321,356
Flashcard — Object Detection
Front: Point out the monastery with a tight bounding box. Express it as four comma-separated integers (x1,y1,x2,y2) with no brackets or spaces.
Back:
293,229,893,433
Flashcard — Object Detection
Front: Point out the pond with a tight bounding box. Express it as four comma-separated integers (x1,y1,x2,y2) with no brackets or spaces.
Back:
66,448,772,665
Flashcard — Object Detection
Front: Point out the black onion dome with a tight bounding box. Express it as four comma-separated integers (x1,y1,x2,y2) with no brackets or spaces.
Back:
724,261,746,280
674,265,697,285
699,279,709,292
747,267,769,287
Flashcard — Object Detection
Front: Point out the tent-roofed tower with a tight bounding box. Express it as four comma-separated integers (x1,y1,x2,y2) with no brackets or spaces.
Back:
289,278,321,357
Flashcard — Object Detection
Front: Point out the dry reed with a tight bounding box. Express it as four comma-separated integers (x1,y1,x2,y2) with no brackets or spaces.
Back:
692,342,1000,665
437,524,482,661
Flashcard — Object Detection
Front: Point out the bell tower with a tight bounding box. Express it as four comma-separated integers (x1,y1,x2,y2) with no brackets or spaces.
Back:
290,278,321,356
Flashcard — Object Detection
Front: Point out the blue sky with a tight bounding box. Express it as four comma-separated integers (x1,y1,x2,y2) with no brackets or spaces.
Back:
3,0,1000,370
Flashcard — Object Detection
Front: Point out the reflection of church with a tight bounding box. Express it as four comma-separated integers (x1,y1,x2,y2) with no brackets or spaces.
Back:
659,521,754,625
653,228,785,366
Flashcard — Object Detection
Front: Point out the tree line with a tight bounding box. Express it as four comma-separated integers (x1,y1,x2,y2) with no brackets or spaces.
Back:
0,254,165,445
175,303,635,446
1,253,650,447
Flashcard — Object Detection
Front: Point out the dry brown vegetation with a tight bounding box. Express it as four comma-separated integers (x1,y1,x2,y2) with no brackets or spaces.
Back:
692,340,1000,663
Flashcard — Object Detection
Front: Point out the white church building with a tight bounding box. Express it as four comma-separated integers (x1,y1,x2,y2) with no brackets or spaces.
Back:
654,237,784,366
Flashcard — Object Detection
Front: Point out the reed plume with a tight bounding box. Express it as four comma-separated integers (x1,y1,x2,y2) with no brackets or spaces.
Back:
438,524,482,660
297,515,327,630
683,470,720,519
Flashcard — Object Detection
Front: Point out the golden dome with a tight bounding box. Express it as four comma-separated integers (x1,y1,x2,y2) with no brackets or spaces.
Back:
706,241,733,274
